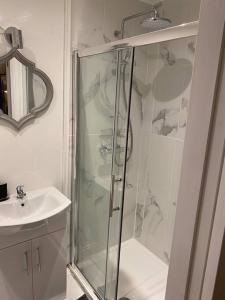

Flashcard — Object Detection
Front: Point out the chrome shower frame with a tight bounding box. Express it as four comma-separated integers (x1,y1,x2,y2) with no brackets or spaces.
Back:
70,21,199,300
78,22,198,58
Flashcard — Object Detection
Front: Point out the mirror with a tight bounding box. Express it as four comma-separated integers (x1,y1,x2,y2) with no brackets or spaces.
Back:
0,49,53,129
152,58,192,102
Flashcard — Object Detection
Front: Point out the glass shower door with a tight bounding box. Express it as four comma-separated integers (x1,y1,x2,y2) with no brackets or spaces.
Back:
74,48,134,300
105,48,134,300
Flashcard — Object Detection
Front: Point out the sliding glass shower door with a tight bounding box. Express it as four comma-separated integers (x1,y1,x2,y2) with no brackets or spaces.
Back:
73,48,134,300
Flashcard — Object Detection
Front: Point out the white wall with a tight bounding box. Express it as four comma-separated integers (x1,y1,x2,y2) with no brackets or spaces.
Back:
0,0,65,195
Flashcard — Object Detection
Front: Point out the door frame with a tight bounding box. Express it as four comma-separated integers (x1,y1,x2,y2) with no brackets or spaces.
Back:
194,23,225,300
166,0,225,299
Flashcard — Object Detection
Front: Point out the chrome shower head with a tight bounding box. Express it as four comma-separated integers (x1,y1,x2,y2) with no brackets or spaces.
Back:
141,9,171,31
117,3,171,39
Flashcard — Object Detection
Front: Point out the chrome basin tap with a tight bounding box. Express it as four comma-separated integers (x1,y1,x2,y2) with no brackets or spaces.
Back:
16,185,26,202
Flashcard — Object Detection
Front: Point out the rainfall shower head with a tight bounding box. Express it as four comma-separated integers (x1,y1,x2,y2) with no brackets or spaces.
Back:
141,9,171,31
141,17,171,30
117,3,171,39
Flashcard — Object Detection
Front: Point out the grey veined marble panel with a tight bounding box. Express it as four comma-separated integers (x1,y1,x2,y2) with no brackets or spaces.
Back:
127,36,196,264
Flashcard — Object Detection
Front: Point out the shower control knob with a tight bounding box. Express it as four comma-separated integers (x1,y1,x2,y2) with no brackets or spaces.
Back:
113,206,120,212
114,178,122,183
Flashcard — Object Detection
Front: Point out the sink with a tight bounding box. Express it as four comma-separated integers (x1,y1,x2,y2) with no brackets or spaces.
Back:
0,186,71,227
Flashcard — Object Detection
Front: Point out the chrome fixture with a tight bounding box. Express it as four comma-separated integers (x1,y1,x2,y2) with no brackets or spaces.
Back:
16,185,26,205
112,3,172,168
141,9,171,31
100,143,127,156
115,1,171,39
100,143,113,155
109,175,122,217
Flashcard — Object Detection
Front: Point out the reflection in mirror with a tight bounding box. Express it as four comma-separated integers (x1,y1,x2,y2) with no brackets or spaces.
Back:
152,58,193,102
0,62,8,116
10,58,29,121
0,50,53,130
33,73,47,108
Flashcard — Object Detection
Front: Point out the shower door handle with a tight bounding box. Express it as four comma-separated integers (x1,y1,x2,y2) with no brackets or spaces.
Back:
109,175,122,217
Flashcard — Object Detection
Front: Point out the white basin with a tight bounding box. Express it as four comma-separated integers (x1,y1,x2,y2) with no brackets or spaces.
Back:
0,186,71,227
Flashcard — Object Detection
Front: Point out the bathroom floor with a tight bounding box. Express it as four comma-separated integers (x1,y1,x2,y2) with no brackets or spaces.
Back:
66,269,83,300
67,239,168,300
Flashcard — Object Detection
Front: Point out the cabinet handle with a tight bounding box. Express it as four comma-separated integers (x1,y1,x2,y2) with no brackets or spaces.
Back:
23,251,29,275
36,247,41,272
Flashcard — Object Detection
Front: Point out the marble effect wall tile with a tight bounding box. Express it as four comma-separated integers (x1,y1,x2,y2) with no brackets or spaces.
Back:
152,106,179,137
134,134,177,263
134,203,145,238
131,37,196,264
150,38,195,141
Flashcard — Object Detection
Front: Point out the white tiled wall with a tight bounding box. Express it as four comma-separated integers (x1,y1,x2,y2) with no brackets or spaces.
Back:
131,36,196,263
0,0,65,195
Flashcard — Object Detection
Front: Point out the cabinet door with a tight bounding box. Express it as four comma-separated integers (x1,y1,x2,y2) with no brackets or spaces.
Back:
0,241,33,300
32,230,67,300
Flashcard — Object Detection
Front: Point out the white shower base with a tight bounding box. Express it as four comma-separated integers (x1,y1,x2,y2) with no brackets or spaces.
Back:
118,239,168,300
67,239,168,300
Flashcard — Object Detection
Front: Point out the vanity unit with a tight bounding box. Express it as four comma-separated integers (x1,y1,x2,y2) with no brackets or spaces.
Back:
0,187,71,300
0,25,69,300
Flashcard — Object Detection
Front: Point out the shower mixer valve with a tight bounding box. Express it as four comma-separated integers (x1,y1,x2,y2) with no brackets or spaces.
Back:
99,143,128,156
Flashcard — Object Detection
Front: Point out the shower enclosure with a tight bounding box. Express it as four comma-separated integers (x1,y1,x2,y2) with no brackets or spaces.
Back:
70,22,198,300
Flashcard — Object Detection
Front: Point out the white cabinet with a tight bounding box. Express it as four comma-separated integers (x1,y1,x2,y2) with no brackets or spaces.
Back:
0,241,33,300
0,229,66,300
32,230,66,300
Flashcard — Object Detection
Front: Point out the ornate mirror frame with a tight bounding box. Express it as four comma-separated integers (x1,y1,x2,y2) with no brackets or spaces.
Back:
0,48,53,130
